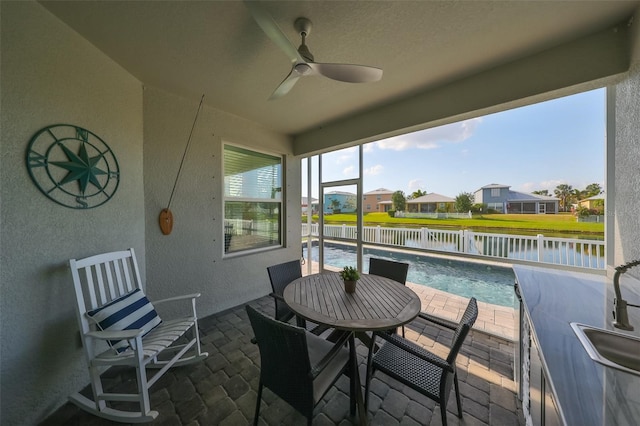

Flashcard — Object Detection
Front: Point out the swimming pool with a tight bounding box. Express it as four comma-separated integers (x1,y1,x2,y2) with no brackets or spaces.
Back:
303,243,516,308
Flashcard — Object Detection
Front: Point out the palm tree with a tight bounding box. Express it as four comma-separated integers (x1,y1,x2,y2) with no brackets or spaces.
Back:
532,189,549,196
554,184,573,212
571,188,584,202
585,183,603,197
409,189,426,200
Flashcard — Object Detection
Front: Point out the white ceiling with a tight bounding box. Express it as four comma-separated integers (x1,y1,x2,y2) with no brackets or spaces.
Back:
41,1,639,136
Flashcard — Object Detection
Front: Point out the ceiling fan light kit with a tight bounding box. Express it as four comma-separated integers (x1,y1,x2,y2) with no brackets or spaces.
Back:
245,1,383,99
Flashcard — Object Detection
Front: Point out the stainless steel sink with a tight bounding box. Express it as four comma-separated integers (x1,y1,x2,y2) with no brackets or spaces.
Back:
571,322,640,376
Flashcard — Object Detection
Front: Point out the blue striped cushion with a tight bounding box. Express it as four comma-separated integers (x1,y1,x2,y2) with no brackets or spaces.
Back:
87,289,162,353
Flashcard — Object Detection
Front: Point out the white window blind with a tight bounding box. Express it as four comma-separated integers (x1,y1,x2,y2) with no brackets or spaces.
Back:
224,145,282,200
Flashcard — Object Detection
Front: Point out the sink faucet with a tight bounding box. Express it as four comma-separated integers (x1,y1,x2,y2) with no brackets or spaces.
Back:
613,259,640,331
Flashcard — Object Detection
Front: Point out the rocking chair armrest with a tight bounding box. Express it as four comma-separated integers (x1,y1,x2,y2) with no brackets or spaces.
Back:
417,312,458,331
374,331,453,372
153,293,201,305
86,329,143,340
309,331,352,379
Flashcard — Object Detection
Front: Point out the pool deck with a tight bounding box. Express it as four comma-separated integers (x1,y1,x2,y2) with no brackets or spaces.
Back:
304,261,517,341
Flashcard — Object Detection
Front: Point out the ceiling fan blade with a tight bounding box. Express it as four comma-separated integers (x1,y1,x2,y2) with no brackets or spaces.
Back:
244,1,305,64
269,68,302,100
308,63,383,83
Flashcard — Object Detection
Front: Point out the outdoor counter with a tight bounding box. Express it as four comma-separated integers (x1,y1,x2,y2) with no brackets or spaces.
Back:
513,265,640,426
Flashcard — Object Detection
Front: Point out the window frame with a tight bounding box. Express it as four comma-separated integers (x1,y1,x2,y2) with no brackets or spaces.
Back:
222,143,284,257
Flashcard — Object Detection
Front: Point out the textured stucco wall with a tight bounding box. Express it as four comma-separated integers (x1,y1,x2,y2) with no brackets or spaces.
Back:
0,2,144,425
613,63,640,266
611,61,640,330
142,87,299,320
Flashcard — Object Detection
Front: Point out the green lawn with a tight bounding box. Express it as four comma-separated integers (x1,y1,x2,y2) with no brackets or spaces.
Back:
304,212,604,236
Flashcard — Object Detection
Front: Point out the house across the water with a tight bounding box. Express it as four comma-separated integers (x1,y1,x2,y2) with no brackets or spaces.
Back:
475,184,559,214
363,188,394,212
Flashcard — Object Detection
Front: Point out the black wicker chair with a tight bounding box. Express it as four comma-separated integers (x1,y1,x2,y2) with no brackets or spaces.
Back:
368,257,410,336
364,297,478,426
266,259,303,323
267,259,329,335
246,305,354,426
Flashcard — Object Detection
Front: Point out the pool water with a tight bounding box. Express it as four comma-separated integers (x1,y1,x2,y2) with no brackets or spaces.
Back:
303,243,516,308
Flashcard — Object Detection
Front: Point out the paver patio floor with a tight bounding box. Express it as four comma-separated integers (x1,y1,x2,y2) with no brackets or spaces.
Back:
42,294,524,426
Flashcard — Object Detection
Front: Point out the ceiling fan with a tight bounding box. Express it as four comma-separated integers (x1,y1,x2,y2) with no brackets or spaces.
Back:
244,1,383,100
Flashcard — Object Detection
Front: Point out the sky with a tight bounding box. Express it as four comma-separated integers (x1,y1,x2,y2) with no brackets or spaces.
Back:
301,88,605,199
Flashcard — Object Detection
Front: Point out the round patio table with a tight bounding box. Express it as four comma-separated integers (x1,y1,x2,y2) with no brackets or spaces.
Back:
283,271,421,332
283,271,421,425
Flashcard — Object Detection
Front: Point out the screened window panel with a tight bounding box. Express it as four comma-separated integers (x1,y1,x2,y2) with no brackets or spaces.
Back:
488,202,504,213
224,145,282,254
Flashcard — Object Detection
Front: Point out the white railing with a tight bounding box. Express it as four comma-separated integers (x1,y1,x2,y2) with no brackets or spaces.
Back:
301,223,605,269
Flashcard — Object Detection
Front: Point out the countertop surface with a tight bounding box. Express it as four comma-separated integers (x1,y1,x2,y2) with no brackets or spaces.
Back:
513,265,640,426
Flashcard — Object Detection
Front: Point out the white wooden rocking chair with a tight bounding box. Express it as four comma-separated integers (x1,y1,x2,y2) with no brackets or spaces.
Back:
69,248,208,423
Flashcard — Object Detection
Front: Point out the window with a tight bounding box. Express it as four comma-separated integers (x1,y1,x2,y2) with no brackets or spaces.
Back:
224,145,282,254
491,188,501,197
488,202,504,213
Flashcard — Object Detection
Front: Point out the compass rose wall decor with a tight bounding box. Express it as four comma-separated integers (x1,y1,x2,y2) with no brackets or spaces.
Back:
26,124,120,209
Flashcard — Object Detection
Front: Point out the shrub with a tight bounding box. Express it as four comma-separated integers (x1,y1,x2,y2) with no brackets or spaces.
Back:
471,203,487,214
387,210,396,217
576,206,591,217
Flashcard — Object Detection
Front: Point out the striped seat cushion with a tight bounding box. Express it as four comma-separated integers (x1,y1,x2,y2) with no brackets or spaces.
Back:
87,289,162,353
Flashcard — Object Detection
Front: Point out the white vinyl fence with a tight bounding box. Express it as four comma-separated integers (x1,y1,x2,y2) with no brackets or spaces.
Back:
224,219,278,237
301,223,605,269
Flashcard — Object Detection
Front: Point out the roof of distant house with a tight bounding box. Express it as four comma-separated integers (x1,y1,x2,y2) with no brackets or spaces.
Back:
581,193,604,201
476,183,510,191
407,193,456,203
301,197,318,204
507,190,557,202
364,188,395,195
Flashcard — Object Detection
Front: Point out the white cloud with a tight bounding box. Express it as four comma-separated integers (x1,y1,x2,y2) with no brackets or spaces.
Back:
364,165,384,176
343,165,355,175
374,118,483,151
408,179,425,192
519,183,536,193
322,146,358,164
337,154,351,163
337,146,358,163
376,137,438,151
520,180,565,193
